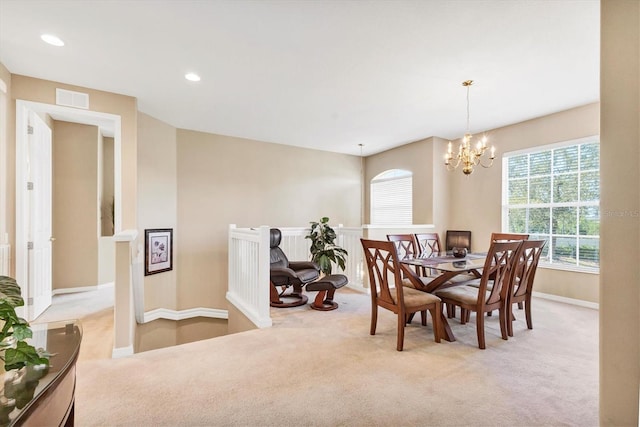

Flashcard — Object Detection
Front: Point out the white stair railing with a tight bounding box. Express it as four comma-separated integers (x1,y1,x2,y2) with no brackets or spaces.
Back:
226,224,366,329
226,225,272,328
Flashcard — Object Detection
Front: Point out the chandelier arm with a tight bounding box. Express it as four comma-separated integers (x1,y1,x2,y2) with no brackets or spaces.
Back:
479,158,495,168
446,157,462,170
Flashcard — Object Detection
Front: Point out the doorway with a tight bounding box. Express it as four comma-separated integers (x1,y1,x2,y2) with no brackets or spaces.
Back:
15,100,122,322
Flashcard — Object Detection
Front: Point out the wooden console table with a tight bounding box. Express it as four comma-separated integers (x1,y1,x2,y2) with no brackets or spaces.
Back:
0,320,82,426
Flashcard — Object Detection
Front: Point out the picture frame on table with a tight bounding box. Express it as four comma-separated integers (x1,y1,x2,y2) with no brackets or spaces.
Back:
144,228,173,276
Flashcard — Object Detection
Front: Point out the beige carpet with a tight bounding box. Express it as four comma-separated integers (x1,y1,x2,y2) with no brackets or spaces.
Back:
73,288,598,426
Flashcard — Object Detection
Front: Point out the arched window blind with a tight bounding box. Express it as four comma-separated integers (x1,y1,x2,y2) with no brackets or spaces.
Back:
370,169,412,225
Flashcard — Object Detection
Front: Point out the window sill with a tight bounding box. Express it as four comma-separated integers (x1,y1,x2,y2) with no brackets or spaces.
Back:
538,262,599,275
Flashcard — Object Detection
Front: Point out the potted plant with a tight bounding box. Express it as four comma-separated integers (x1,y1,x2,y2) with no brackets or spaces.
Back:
0,276,49,371
305,217,348,275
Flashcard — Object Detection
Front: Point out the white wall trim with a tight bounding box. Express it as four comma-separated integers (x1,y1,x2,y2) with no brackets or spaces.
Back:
143,307,228,323
533,291,599,310
362,223,435,229
52,282,114,295
111,345,134,359
113,229,138,242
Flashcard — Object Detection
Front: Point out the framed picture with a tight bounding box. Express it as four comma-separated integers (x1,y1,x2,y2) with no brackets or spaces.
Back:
144,228,173,276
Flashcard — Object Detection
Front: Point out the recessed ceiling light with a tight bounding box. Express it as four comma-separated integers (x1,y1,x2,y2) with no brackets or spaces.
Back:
185,73,201,82
41,34,64,47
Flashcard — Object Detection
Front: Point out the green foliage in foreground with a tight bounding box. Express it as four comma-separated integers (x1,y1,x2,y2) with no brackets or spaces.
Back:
0,276,50,371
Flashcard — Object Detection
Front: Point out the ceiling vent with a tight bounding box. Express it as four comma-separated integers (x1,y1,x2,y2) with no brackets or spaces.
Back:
55,88,89,109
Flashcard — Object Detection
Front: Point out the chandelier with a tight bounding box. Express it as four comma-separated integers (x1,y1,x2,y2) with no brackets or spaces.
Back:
444,80,496,175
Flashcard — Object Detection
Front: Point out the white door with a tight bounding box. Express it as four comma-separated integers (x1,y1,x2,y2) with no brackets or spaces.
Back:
27,111,53,319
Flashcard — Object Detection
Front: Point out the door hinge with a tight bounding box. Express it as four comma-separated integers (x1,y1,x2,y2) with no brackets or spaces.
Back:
27,297,33,305
27,125,34,135
27,241,33,250
27,182,34,190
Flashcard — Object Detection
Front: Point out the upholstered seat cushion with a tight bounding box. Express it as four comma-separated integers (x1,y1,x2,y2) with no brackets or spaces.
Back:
435,285,482,306
383,287,441,309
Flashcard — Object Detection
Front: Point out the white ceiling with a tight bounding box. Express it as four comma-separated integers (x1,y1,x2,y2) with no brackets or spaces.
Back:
0,0,600,156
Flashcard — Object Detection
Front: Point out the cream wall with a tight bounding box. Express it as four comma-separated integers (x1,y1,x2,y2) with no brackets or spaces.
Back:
176,129,361,310
137,112,178,311
363,104,599,303
10,75,138,231
599,0,640,424
8,73,137,354
365,138,435,226
448,103,599,247
52,121,100,289
446,103,600,302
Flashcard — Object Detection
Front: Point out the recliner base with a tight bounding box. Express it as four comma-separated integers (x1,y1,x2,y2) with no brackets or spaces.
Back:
270,283,308,308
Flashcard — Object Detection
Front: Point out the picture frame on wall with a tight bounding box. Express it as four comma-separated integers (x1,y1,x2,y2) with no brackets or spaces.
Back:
144,228,173,276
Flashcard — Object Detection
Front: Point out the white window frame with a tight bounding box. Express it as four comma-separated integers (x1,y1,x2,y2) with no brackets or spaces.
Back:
501,135,600,274
370,169,413,226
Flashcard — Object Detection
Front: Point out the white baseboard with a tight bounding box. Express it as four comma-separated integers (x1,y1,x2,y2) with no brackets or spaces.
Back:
143,307,228,323
52,282,114,295
533,291,599,310
111,345,134,358
346,282,369,294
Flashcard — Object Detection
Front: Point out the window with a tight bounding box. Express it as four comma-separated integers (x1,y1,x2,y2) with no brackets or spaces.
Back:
502,136,599,272
370,169,412,225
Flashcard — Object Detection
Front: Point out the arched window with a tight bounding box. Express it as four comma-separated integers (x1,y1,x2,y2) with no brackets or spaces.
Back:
370,169,412,225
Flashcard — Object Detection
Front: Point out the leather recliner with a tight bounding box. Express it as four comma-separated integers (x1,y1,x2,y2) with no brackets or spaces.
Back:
269,228,320,307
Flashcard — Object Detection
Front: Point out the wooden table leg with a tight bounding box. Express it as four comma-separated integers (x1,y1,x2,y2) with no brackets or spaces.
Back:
439,313,455,342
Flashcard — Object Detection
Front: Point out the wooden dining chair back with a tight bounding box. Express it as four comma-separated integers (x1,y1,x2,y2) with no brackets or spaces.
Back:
434,240,522,349
386,234,419,259
413,232,442,277
387,234,421,277
360,239,442,351
508,239,546,336
491,232,530,242
445,230,472,251
414,232,442,257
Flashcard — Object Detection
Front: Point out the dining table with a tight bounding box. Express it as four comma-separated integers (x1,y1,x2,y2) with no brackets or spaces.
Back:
399,251,488,342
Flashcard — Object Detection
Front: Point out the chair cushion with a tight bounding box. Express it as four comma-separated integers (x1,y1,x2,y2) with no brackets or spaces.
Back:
384,287,440,309
435,285,480,306
401,276,438,289
295,268,320,283
464,278,496,291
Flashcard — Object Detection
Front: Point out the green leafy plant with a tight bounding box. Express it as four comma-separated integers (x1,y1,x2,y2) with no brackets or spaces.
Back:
306,217,348,275
0,276,49,371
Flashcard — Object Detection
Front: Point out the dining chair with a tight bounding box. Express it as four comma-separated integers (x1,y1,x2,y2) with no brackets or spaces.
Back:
361,238,442,351
491,232,530,242
489,232,529,310
413,232,442,277
414,232,442,257
386,234,421,277
434,240,522,349
386,234,419,259
445,230,472,251
507,239,546,336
